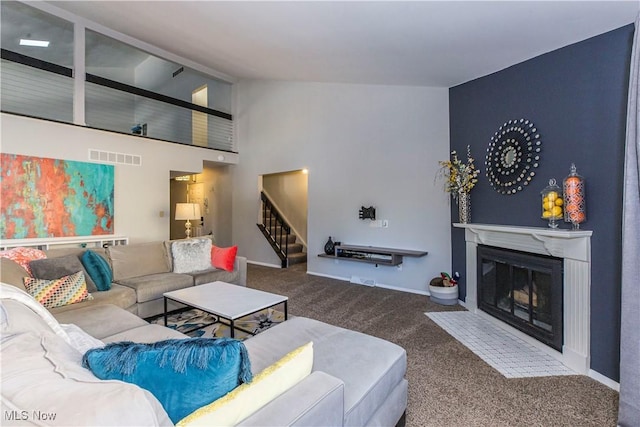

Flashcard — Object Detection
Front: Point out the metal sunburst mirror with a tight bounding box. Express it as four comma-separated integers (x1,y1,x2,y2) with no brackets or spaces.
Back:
485,119,542,195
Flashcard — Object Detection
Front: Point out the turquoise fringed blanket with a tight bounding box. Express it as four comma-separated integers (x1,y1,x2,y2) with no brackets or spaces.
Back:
83,338,252,423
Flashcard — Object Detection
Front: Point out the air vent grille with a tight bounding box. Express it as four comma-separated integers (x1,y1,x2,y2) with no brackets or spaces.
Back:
89,149,142,166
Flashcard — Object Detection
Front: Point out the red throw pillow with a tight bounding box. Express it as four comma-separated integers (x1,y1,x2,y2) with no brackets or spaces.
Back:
211,245,238,272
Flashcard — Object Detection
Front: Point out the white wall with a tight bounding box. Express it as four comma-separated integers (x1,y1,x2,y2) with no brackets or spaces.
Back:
1,113,238,244
135,56,233,112
201,164,234,246
233,80,452,294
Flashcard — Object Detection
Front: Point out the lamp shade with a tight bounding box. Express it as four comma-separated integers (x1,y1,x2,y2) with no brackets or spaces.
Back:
175,203,201,220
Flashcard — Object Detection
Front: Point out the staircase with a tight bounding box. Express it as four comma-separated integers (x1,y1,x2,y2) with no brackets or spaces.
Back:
257,192,307,268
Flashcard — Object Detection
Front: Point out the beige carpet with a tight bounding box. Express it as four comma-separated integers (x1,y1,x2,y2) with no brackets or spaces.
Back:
247,263,619,427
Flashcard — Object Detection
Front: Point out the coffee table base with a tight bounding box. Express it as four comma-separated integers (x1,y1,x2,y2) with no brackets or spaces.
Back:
164,297,288,338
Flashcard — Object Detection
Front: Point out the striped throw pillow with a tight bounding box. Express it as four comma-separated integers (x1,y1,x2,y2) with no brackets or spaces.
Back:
24,271,93,309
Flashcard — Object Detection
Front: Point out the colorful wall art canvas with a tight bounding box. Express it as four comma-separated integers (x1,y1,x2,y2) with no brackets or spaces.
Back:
0,154,114,239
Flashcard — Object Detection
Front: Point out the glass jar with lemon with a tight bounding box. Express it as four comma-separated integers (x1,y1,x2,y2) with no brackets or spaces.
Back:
541,179,563,228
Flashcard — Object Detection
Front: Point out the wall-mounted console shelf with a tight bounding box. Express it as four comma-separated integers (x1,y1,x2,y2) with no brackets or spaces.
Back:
318,244,428,267
0,235,129,251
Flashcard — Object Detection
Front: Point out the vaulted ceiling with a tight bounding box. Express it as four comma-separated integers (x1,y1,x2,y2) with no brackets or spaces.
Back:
31,1,640,87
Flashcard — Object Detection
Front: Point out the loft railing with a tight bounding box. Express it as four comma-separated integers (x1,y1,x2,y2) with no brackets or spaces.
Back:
1,49,235,153
257,191,291,268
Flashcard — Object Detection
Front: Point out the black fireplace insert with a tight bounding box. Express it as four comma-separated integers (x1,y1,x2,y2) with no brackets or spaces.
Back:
477,245,563,351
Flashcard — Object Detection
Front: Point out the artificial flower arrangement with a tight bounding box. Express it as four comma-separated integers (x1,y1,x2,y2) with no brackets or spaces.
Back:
437,145,480,201
429,272,460,288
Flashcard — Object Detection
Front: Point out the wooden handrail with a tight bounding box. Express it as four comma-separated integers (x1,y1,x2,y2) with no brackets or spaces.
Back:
257,192,291,267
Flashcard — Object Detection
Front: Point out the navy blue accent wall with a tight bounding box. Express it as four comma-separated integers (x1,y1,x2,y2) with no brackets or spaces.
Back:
449,24,633,381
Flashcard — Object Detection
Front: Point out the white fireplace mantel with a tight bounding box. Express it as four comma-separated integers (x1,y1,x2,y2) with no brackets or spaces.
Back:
453,223,592,374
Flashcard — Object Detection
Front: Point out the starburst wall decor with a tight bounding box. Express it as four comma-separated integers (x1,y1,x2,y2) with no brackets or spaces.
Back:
485,119,542,195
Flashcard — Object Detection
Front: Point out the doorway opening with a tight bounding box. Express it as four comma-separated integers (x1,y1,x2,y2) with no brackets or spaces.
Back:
192,85,208,147
257,169,308,267
170,163,232,243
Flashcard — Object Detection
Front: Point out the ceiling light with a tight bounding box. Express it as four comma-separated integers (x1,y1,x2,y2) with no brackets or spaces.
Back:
20,39,49,48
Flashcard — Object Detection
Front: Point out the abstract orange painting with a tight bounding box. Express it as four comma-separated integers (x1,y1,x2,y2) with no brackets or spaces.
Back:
0,154,114,239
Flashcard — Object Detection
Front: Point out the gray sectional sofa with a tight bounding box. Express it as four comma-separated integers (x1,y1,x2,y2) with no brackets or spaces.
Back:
0,239,247,319
1,289,407,426
0,240,408,426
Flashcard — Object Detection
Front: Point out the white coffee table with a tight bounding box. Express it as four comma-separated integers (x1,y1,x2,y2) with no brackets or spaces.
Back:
163,281,288,338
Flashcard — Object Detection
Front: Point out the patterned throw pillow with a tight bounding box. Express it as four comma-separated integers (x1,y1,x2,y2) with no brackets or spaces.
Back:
23,271,93,309
29,255,98,293
0,247,46,276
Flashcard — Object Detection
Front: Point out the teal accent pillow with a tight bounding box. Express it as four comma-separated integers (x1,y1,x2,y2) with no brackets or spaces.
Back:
80,250,112,291
82,338,252,423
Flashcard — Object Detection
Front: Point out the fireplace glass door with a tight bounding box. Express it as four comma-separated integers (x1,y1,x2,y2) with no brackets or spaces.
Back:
478,245,563,351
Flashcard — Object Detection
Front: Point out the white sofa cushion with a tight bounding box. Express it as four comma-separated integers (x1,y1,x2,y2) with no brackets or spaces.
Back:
243,316,407,427
1,331,172,426
0,284,173,426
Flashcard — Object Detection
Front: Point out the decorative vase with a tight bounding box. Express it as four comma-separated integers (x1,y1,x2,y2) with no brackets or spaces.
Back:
563,163,586,230
324,236,335,255
458,193,470,224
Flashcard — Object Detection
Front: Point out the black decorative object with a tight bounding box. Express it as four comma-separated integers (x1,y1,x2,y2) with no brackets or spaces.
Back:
485,119,542,195
359,206,376,220
324,236,335,255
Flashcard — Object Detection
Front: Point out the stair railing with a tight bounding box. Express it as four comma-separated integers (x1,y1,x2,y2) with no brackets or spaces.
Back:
257,191,291,268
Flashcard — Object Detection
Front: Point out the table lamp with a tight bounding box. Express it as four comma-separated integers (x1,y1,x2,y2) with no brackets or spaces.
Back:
175,203,201,238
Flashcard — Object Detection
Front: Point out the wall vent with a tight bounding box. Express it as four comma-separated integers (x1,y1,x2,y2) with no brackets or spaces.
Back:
89,149,142,166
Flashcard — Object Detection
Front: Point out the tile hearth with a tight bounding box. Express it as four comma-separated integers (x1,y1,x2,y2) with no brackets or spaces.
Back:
453,223,592,374
426,311,576,378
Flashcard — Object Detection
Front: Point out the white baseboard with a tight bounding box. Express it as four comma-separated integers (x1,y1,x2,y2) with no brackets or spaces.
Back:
308,271,378,287
588,369,620,391
375,282,429,296
306,270,349,282
247,260,282,269
456,298,468,308
306,270,429,295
